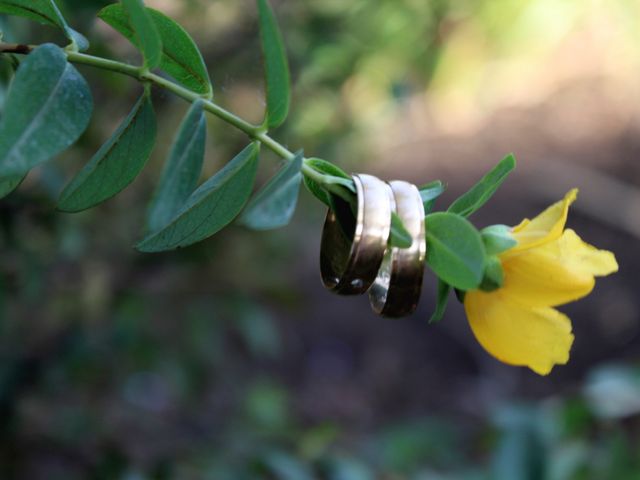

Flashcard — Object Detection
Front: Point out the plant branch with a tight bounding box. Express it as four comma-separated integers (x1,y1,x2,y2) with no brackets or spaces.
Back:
0,42,354,198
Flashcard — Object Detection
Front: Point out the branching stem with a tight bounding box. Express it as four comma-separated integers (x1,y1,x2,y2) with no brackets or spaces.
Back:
0,42,353,201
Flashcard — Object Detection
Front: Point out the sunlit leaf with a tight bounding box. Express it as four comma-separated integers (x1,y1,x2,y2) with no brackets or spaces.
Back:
146,100,206,233
98,4,211,95
121,0,162,69
0,44,92,177
425,212,486,290
136,143,260,252
239,151,303,230
448,154,516,217
57,91,156,212
257,0,291,128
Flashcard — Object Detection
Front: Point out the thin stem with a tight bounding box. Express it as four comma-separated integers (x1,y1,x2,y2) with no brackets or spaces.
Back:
68,51,140,78
66,51,306,165
66,52,262,138
0,42,351,196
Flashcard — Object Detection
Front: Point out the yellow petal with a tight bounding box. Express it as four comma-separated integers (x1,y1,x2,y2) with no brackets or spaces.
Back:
499,229,617,307
558,229,618,277
464,289,574,375
509,189,578,253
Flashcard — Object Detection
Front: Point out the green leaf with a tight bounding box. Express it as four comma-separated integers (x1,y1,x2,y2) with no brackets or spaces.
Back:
121,0,162,69
0,0,63,28
418,180,445,213
481,224,517,256
302,157,353,207
239,151,303,230
0,0,89,50
0,44,93,177
424,212,486,290
98,4,211,95
57,91,156,212
0,174,24,198
146,100,206,233
257,0,291,128
480,255,504,292
136,143,260,252
389,212,412,248
448,154,516,217
429,280,451,323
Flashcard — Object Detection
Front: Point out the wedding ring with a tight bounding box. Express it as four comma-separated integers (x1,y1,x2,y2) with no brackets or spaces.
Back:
320,174,392,295
369,181,426,317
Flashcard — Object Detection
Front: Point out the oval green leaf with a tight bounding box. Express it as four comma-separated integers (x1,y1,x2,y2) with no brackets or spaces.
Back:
425,212,486,290
136,143,260,252
257,0,291,128
448,154,516,218
0,0,89,50
146,100,206,233
98,4,211,95
121,0,162,69
302,157,352,207
239,151,303,230
57,92,157,212
0,44,93,177
418,179,445,214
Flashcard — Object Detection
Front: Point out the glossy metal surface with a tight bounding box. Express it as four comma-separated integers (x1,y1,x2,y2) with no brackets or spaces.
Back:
320,174,392,295
369,180,426,317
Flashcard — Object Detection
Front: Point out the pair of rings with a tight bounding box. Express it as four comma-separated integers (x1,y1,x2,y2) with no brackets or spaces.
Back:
319,174,426,317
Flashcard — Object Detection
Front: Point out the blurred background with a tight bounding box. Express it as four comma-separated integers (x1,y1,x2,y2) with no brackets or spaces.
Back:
1,0,639,478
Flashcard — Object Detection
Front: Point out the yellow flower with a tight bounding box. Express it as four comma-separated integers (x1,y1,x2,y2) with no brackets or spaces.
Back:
464,189,618,375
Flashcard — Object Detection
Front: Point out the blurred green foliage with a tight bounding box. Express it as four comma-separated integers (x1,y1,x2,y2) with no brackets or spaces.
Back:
1,0,639,478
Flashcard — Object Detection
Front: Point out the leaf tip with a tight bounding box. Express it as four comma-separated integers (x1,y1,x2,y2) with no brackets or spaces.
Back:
504,153,517,167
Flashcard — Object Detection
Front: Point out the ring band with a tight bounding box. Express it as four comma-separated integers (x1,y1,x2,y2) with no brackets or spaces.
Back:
369,181,426,317
320,173,392,295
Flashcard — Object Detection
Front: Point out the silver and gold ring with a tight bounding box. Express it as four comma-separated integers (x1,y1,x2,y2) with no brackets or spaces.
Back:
320,173,392,295
369,180,426,317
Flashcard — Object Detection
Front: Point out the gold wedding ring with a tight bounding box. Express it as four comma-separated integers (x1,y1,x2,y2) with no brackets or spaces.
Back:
369,181,426,317
320,174,392,295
